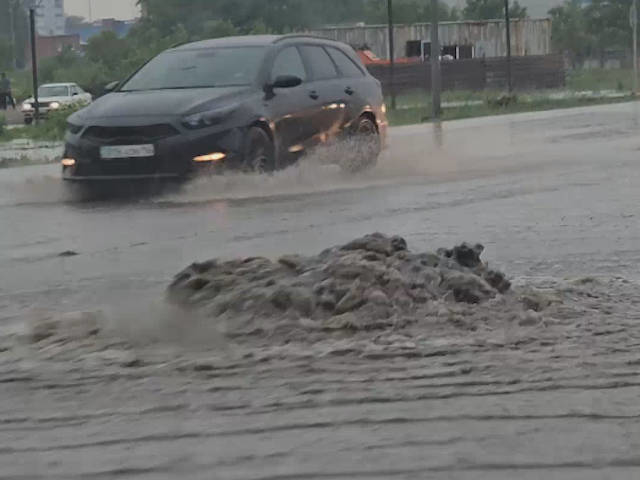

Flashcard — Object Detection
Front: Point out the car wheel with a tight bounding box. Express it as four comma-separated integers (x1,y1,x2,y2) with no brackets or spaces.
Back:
24,117,33,125
340,116,380,173
243,127,275,173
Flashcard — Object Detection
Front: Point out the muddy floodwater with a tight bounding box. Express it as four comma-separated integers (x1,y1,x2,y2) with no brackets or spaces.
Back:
2,103,640,479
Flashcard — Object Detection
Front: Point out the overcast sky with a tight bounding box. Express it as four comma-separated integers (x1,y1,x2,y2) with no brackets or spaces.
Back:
65,0,140,21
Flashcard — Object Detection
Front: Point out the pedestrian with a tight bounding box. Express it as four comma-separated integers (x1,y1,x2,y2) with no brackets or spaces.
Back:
0,73,16,110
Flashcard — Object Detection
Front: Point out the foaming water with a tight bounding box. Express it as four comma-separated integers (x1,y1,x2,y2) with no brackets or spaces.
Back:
154,138,450,206
0,130,457,208
103,295,229,349
0,169,71,207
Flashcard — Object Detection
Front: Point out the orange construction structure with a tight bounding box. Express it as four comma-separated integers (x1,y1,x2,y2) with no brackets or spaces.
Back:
356,49,420,66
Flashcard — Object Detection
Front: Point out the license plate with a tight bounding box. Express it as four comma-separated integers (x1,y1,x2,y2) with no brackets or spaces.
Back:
100,144,155,159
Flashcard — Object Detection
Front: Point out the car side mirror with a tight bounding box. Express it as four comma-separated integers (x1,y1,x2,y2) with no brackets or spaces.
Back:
272,75,303,89
264,75,302,98
72,92,79,96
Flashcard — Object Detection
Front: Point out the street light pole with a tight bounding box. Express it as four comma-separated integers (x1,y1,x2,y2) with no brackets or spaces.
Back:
633,0,638,95
387,0,396,109
505,0,512,93
431,0,441,118
29,7,40,125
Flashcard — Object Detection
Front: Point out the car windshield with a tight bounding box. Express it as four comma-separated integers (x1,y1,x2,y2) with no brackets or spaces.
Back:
120,47,266,91
38,86,69,97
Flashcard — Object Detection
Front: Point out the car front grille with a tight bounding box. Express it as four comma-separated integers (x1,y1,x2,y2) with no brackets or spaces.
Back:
82,124,179,144
100,158,164,176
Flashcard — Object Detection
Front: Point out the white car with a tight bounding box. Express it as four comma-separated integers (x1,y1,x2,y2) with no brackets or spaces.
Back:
21,83,92,124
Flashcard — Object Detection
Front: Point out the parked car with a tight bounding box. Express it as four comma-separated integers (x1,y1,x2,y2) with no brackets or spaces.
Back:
21,83,93,124
61,34,387,182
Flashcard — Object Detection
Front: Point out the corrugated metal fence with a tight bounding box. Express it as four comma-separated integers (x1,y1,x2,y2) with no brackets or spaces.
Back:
368,55,566,93
310,19,552,60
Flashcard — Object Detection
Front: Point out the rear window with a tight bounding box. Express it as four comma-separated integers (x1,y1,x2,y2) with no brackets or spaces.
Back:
300,45,338,81
326,47,365,78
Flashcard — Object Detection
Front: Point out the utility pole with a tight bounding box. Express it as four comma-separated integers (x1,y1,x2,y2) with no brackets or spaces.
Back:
29,7,40,125
632,0,638,95
431,0,441,118
505,0,512,93
387,0,396,109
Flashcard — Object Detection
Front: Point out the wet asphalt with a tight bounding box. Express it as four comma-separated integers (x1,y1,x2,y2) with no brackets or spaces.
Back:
2,102,640,324
3,102,640,479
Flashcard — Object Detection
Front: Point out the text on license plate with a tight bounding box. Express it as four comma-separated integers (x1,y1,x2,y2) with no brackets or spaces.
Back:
100,144,155,159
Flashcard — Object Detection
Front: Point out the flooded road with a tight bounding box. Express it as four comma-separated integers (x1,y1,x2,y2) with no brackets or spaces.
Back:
3,102,640,478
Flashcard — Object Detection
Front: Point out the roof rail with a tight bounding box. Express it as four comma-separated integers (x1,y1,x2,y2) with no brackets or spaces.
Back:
169,40,189,49
274,33,336,43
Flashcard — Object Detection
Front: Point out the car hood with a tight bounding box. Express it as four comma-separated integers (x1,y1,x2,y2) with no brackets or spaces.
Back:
77,87,253,120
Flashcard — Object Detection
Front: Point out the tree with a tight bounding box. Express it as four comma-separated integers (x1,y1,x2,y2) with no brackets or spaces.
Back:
584,0,633,65
548,0,592,67
200,19,240,39
548,0,636,68
136,0,458,36
0,38,12,71
463,0,527,20
0,0,29,68
86,31,130,72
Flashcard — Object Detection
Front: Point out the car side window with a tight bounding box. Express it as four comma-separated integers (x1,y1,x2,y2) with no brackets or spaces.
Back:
299,45,338,81
271,47,307,83
326,47,365,78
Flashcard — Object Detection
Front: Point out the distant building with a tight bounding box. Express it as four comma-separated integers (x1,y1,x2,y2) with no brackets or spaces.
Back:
66,18,137,44
25,34,81,64
35,0,66,36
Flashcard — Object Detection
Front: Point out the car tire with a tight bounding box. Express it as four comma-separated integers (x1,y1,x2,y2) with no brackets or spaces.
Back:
24,117,33,125
340,116,380,173
243,127,275,173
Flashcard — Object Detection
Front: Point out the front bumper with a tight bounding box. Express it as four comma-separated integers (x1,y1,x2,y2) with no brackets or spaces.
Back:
23,108,51,119
62,125,244,182
62,173,183,182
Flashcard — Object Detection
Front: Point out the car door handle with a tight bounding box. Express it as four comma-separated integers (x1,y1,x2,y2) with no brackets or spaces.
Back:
309,91,319,100
344,86,354,95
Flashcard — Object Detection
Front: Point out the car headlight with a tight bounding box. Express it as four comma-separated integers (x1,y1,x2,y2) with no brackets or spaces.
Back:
22,102,33,111
182,106,236,130
50,102,60,109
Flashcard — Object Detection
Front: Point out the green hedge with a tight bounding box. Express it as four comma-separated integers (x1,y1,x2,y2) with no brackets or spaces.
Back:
0,103,84,142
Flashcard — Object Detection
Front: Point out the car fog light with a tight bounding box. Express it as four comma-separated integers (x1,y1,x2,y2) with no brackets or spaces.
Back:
193,152,226,162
